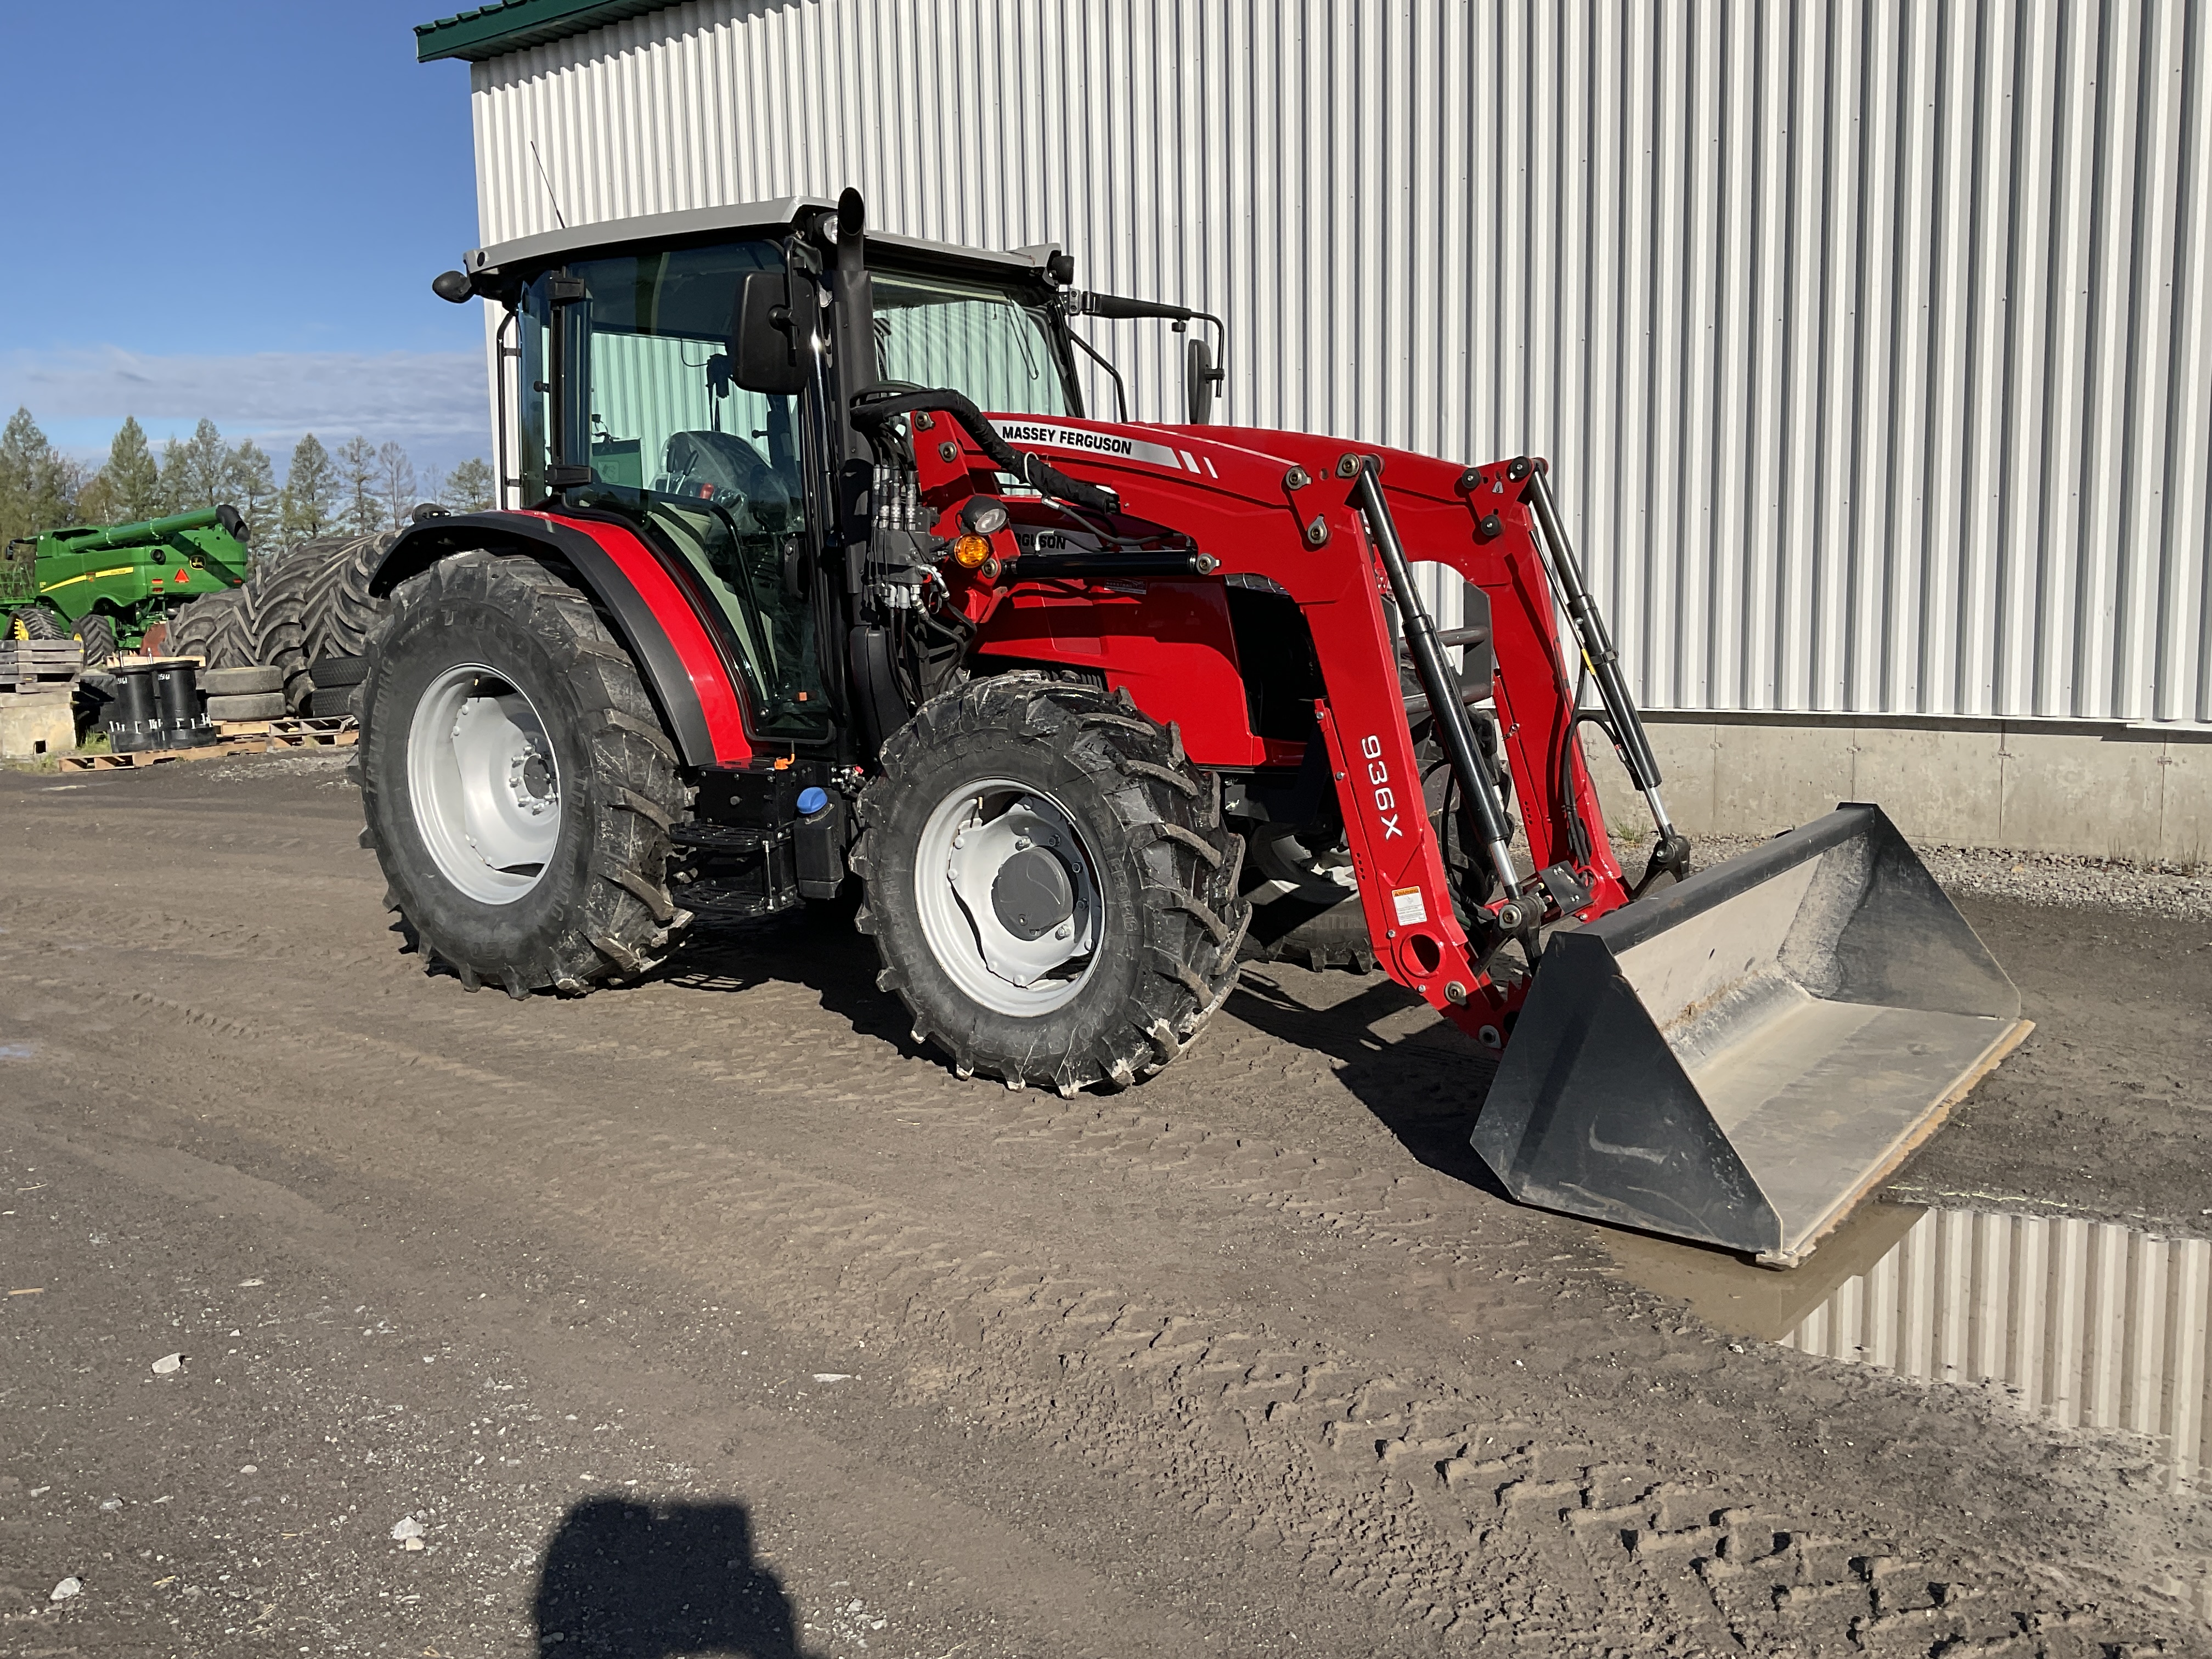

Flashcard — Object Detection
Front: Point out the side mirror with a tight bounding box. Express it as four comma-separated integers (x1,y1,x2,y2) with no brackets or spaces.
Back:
732,269,811,395
1184,335,1223,424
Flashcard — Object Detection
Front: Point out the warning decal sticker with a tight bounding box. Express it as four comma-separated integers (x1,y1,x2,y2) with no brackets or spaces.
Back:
1391,886,1428,926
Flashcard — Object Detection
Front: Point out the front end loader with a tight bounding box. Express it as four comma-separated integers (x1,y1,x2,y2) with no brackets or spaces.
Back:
353,190,2025,1265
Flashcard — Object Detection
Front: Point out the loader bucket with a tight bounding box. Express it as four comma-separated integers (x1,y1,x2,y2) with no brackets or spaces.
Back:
1471,805,2028,1265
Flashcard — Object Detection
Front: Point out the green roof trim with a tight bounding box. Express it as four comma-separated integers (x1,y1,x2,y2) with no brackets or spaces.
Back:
415,0,673,63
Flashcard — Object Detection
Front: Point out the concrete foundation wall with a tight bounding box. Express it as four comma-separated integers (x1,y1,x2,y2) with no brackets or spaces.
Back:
0,692,74,761
1588,713,2211,867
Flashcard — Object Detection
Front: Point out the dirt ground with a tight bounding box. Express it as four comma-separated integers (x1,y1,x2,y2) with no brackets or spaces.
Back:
2,752,2208,1658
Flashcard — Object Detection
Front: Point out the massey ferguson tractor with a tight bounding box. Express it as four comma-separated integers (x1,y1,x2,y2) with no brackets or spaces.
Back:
357,191,2027,1266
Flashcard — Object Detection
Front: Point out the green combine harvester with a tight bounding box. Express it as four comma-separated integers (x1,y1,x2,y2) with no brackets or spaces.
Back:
1,505,251,665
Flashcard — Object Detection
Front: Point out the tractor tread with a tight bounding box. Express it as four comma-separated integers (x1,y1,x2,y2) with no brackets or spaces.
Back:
854,673,1249,1097
164,588,256,670
356,549,689,998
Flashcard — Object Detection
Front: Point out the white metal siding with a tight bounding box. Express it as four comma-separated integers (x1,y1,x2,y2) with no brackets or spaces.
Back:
1779,1206,2212,1493
469,0,2212,723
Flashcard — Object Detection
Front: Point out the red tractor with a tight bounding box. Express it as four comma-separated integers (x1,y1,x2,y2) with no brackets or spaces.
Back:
361,191,2025,1265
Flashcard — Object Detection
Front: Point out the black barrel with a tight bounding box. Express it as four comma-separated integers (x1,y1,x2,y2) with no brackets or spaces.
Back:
152,661,216,748
104,665,163,753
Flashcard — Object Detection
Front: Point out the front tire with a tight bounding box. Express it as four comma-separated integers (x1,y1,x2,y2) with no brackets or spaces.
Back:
855,675,1248,1095
355,551,689,997
72,612,117,668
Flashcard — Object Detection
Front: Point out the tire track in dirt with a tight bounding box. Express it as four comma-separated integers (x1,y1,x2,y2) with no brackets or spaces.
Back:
11,956,2198,1652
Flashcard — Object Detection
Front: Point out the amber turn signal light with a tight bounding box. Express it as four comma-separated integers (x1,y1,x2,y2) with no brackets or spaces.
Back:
951,533,992,569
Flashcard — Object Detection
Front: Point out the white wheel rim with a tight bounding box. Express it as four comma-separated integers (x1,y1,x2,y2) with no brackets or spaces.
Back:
914,778,1102,1017
407,663,560,905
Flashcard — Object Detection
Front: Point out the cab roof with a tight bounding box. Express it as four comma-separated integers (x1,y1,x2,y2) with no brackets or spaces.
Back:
467,198,1053,286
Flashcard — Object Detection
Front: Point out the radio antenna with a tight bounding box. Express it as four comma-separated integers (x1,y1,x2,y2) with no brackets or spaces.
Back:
529,141,568,230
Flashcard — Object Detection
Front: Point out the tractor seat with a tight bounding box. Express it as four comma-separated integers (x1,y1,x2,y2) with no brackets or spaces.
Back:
658,430,792,526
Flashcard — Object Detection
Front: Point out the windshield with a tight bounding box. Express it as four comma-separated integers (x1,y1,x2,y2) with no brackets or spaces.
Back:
870,269,1075,415
518,240,831,742
510,239,1079,743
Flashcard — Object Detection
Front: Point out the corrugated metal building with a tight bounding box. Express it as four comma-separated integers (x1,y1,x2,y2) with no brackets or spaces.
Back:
417,0,2212,859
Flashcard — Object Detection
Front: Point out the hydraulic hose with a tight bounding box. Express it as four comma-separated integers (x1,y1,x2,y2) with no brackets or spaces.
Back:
851,388,1121,520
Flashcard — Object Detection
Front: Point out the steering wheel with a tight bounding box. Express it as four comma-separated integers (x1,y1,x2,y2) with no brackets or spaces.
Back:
663,430,792,526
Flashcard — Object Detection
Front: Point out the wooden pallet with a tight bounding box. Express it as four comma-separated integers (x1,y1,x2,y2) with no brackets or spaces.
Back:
1,640,83,668
1,640,82,693
267,716,359,749
59,737,269,771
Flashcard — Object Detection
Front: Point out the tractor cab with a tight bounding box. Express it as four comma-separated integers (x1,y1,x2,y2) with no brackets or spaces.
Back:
445,199,1104,755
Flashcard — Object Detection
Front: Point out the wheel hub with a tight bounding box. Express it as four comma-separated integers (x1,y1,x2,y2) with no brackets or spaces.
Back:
919,786,1101,1014
408,665,561,905
991,845,1075,941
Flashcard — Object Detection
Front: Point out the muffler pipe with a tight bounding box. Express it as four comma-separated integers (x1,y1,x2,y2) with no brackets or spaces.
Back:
1348,460,1525,917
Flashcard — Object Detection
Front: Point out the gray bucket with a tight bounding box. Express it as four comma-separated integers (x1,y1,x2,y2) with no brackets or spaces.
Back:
1472,805,2029,1265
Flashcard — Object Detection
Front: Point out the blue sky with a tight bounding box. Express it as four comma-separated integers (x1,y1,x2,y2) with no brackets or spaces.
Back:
0,2,489,477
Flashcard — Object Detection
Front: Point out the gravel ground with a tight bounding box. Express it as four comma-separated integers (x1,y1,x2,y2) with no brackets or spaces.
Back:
4,751,2209,1655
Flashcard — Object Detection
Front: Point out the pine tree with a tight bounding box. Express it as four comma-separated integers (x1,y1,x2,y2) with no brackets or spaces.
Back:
279,434,341,547
442,456,496,512
376,441,416,527
229,441,280,546
104,416,163,522
335,435,385,535
74,469,120,528
0,408,79,545
160,417,232,510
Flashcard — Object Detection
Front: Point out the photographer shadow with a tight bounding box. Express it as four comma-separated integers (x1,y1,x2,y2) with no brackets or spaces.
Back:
532,1496,809,1658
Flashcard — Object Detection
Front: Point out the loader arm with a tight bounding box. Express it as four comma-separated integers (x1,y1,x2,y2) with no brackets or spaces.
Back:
911,415,1636,1042
916,413,2026,1265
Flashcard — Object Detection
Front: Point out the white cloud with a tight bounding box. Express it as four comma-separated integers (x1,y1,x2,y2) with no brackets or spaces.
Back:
0,345,493,472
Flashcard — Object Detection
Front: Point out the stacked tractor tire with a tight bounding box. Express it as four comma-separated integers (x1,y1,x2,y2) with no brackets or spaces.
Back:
166,529,397,719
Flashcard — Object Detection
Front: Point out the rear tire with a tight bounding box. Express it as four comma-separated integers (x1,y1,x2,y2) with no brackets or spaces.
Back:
72,612,117,668
206,691,287,721
855,675,1249,1095
241,555,314,712
355,550,689,997
10,605,64,640
302,531,399,664
200,665,283,696
167,590,256,669
310,653,368,689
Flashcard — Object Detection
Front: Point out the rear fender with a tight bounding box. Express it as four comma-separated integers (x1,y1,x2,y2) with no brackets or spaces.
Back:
369,511,750,766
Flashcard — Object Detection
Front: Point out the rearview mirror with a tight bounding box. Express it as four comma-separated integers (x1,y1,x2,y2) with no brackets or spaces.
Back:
731,269,811,395
1184,335,1222,424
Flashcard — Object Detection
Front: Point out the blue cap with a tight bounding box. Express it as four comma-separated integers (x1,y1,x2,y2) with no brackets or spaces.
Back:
797,786,830,816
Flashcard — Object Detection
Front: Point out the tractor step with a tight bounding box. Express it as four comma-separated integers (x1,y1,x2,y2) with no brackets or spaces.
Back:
670,821,799,912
